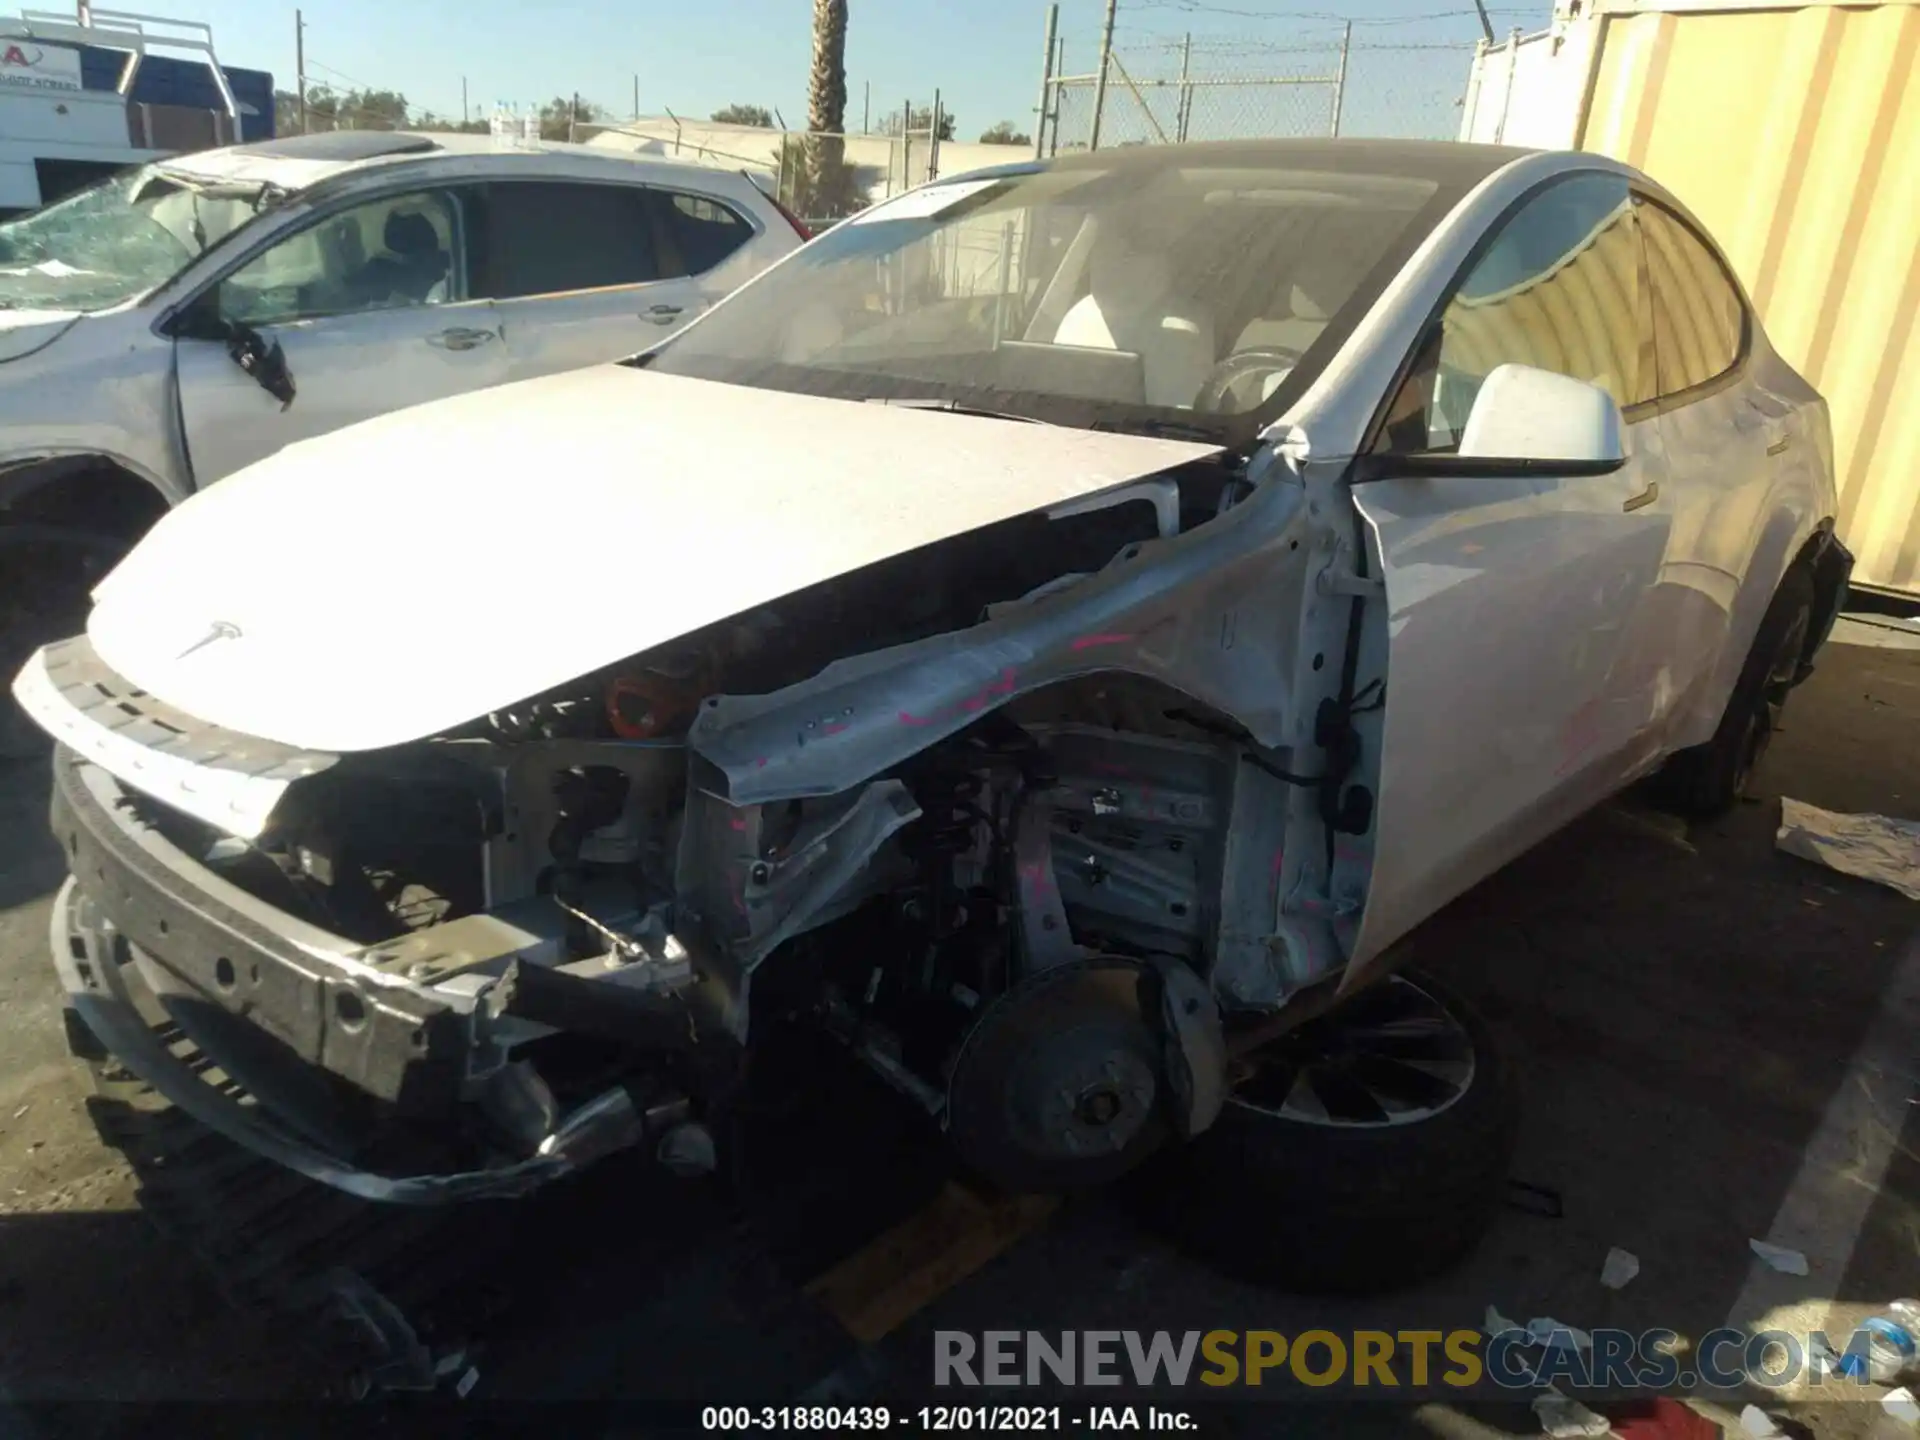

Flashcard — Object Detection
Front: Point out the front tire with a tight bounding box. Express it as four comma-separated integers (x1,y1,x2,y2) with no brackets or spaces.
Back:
1132,970,1518,1294
1653,564,1814,819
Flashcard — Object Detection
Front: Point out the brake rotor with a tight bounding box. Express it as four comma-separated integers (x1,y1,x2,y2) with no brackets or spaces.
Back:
946,958,1170,1193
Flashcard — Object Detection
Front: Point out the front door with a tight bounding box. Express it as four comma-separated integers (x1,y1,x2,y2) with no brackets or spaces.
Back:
1351,171,1672,959
175,184,508,484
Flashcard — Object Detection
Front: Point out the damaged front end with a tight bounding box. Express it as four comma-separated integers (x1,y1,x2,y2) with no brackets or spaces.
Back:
24,442,1382,1203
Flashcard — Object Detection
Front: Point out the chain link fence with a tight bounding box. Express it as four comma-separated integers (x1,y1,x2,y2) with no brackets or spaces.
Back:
573,112,949,228
1041,33,1477,152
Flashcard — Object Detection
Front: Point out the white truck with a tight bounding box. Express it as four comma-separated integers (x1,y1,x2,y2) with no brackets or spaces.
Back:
0,7,267,219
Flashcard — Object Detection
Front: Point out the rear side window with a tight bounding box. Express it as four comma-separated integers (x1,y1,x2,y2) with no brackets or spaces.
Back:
1637,199,1744,398
656,189,753,274
467,181,659,299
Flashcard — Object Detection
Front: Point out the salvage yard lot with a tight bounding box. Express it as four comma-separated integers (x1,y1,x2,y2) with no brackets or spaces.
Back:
0,623,1916,1431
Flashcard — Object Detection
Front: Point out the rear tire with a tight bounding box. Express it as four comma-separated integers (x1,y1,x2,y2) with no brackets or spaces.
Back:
1130,970,1518,1294
1652,564,1814,819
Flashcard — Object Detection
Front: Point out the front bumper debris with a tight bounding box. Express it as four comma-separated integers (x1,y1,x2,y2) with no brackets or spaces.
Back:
51,750,472,1111
48,748,689,1203
54,875,658,1203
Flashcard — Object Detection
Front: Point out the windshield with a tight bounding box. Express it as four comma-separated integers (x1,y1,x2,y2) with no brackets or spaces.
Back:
0,166,270,313
645,158,1441,437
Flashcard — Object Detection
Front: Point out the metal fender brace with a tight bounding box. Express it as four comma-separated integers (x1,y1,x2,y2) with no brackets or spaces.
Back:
1313,500,1387,850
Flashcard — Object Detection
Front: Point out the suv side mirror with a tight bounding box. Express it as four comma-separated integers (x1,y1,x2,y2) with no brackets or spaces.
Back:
1354,362,1628,482
1459,363,1625,469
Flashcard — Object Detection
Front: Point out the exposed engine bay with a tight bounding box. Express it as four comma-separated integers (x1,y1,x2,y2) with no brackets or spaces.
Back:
38,446,1389,1202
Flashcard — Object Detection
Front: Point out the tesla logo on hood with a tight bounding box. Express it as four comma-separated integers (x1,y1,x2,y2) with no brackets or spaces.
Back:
176,620,242,659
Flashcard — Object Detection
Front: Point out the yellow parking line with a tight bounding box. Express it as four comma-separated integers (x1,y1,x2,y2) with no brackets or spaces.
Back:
805,1182,1060,1344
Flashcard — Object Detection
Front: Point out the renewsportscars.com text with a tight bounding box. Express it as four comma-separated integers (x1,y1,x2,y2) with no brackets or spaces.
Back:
934,1328,1886,1391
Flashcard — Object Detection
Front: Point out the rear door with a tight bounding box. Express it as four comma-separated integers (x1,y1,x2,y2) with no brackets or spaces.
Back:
1351,171,1672,955
174,184,507,484
1634,196,1778,748
469,179,757,382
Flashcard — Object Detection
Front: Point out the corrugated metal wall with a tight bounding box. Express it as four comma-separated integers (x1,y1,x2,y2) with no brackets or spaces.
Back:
1575,0,1920,596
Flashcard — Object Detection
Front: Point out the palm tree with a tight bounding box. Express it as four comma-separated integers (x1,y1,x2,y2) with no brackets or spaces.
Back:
803,0,852,217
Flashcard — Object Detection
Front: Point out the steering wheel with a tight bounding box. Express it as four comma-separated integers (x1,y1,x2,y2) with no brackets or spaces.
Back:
1194,346,1307,414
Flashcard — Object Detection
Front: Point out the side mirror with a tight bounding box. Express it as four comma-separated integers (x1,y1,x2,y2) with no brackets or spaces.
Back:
1353,362,1628,482
1458,363,1626,470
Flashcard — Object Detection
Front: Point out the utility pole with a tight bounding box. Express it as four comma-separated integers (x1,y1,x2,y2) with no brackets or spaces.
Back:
901,96,911,186
1329,20,1351,137
1470,0,1496,43
461,75,468,126
862,80,869,134
1088,0,1118,151
1033,2,1057,160
294,9,307,133
570,90,580,142
930,87,942,178
1176,31,1192,142
632,75,638,120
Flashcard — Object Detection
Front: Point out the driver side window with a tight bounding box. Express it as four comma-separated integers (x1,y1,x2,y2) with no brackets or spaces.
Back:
1378,172,1654,454
215,188,466,327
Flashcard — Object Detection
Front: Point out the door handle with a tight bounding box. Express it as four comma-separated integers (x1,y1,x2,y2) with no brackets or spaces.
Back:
1622,480,1659,513
640,304,685,325
427,327,497,351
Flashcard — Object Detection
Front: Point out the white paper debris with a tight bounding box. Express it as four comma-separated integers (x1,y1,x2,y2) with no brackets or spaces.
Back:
1526,1317,1594,1353
455,1365,480,1399
1600,1247,1640,1289
1533,1386,1611,1439
1884,1388,1920,1427
1487,1305,1523,1335
1776,798,1920,901
1739,1403,1787,1438
1749,1238,1810,1276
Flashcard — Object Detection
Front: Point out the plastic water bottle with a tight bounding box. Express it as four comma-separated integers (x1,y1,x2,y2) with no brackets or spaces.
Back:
522,100,539,147
488,101,505,143
1838,1301,1920,1383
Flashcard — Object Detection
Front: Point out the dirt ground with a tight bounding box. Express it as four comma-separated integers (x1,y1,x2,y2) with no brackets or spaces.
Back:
0,618,1915,1435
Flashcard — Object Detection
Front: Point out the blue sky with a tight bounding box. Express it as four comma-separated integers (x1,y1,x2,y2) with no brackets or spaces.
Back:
178,0,1550,141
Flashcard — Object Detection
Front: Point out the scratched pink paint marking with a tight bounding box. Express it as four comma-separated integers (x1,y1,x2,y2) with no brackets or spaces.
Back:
755,756,769,769
728,817,748,833
1070,633,1135,651
821,722,849,736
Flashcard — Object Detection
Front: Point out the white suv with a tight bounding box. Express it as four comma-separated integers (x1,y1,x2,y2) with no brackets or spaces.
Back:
0,128,805,753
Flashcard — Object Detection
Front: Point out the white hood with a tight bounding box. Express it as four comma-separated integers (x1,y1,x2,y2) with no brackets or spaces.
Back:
88,367,1218,753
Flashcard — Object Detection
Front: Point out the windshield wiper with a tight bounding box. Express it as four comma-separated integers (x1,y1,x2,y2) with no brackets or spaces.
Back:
1091,416,1224,444
862,397,1044,424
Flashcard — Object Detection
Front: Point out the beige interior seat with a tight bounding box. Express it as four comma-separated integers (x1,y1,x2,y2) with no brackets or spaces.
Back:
1051,235,1216,409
